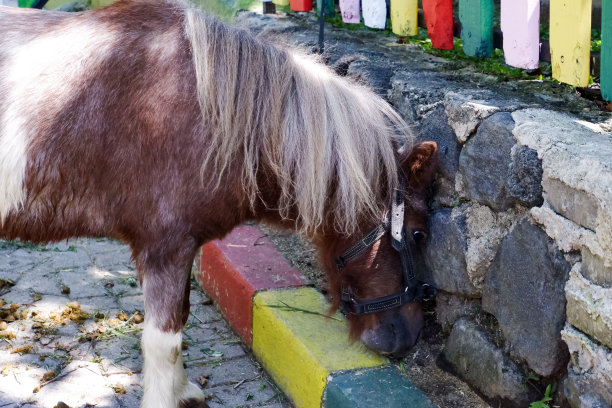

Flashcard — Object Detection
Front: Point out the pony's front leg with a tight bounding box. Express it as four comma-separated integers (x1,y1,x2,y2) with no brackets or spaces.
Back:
139,249,208,408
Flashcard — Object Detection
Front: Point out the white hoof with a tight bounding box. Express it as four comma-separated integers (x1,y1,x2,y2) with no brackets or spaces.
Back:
178,381,208,407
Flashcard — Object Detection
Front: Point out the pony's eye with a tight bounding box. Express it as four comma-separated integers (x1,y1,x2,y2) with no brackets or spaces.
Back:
413,230,427,243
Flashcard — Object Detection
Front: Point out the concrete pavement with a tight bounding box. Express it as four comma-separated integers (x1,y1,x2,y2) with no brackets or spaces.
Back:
0,237,291,408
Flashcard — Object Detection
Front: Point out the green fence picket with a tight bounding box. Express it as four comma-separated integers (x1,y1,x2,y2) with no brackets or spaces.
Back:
317,0,335,18
459,0,494,57
602,0,611,100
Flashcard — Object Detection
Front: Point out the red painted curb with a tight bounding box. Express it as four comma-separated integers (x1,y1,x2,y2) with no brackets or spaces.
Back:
195,225,308,344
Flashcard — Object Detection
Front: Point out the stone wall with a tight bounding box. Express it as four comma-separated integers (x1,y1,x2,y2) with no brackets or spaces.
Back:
389,83,612,406
235,11,612,407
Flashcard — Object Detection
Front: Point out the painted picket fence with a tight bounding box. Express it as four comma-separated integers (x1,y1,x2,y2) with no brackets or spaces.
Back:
333,0,611,100
16,0,609,100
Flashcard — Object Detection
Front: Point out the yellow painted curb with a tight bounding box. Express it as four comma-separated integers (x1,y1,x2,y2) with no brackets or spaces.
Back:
252,287,386,408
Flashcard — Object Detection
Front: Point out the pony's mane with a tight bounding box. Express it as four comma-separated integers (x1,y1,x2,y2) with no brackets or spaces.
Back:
183,6,412,235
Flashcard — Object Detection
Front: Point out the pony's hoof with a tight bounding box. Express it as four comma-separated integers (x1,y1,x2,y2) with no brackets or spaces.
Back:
179,399,209,408
178,381,208,408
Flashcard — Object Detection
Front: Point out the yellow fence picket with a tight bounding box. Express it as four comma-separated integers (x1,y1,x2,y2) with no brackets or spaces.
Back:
390,0,418,37
550,0,592,87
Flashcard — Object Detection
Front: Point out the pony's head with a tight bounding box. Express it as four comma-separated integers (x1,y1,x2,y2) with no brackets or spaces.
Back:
315,141,438,357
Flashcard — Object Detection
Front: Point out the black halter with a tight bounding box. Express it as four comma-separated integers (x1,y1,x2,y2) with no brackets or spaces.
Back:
334,174,436,315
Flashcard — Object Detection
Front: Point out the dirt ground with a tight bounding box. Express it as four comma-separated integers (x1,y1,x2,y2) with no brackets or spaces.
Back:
259,224,492,408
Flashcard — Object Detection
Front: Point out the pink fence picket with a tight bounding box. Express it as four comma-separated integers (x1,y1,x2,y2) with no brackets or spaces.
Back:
501,0,539,69
340,0,360,23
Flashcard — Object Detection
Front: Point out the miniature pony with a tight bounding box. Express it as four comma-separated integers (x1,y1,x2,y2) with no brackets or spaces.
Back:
0,1,437,406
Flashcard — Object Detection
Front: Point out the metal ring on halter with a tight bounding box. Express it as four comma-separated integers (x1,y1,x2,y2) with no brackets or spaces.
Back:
334,173,436,316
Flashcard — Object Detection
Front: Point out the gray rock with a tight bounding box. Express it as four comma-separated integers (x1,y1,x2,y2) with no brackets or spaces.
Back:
458,112,516,211
565,374,612,408
422,207,479,296
346,57,398,96
388,71,458,125
443,319,529,405
482,217,571,376
582,245,612,287
562,325,612,408
412,103,462,207
463,204,522,290
512,109,612,243
444,91,501,143
530,203,593,253
565,264,612,349
414,104,462,180
507,145,543,207
542,177,599,231
435,292,479,331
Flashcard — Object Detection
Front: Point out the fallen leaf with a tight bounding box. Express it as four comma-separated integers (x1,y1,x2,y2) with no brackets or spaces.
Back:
112,384,126,394
1,364,13,376
0,330,15,339
10,346,32,355
42,370,57,382
197,374,209,387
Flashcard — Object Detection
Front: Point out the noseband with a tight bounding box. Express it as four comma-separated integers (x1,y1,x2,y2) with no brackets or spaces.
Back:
334,174,436,315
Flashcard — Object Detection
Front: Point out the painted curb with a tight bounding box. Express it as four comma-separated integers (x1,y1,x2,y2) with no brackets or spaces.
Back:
195,227,434,408
197,225,307,344
253,287,386,408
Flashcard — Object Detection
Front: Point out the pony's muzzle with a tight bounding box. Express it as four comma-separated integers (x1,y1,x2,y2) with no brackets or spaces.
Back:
360,303,424,357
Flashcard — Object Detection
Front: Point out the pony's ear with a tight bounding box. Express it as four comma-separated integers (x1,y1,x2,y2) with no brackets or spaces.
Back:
401,141,438,190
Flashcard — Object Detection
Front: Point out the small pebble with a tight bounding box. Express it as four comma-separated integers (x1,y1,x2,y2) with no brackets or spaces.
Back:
133,312,144,324
67,302,80,310
116,312,129,322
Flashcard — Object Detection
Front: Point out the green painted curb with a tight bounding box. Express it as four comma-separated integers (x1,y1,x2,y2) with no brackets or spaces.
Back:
325,367,436,408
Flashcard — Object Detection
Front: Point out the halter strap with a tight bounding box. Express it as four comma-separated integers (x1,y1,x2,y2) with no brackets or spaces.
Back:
334,173,436,315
